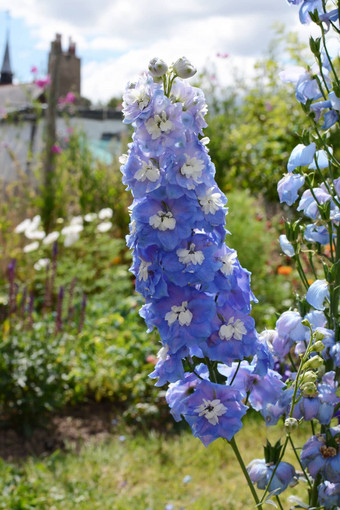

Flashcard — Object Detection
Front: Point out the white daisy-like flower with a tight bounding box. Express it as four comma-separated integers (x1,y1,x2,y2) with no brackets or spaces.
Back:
43,231,60,245
23,241,39,253
62,224,83,247
97,221,112,233
34,258,50,271
14,218,31,234
98,208,113,220
84,213,97,222
70,215,83,225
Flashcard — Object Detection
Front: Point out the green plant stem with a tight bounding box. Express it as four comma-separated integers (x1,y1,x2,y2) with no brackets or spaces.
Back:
288,353,297,372
331,225,340,341
288,434,312,489
307,250,318,279
227,437,263,510
315,72,329,99
229,360,241,385
294,254,310,290
311,419,315,436
275,495,284,510
320,23,340,88
310,473,321,507
310,119,340,174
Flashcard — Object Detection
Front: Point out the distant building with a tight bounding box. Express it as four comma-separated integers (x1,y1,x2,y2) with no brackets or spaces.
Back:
0,32,127,182
0,31,13,85
48,34,81,98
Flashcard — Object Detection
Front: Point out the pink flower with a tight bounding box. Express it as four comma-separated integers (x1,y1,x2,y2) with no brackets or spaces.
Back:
58,92,76,105
31,66,38,74
216,52,229,59
34,75,51,89
65,92,75,103
51,145,62,154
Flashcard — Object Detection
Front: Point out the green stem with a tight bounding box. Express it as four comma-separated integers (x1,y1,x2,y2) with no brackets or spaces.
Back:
288,353,297,373
288,434,312,489
331,225,340,341
294,253,310,291
315,72,329,99
229,360,241,386
307,250,318,279
320,23,340,88
227,437,263,510
275,495,284,510
310,473,321,507
311,119,340,171
311,419,315,436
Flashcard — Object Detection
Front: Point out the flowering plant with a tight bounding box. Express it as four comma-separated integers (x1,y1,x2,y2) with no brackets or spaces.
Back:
121,1,340,505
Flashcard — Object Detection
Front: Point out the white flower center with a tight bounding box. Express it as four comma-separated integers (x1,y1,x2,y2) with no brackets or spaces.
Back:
176,243,205,265
145,112,173,139
219,317,247,341
165,301,193,327
131,88,150,110
199,187,224,215
220,252,237,276
138,258,151,281
180,155,204,181
194,398,227,425
124,85,150,112
134,161,160,182
149,210,176,231
157,345,169,361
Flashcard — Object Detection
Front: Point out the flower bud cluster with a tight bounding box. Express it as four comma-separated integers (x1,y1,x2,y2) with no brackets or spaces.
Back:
121,58,269,446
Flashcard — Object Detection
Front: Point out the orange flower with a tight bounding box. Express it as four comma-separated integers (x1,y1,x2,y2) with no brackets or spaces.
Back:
324,244,331,257
277,266,293,275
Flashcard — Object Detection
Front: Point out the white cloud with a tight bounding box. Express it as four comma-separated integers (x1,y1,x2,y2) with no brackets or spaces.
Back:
0,0,322,101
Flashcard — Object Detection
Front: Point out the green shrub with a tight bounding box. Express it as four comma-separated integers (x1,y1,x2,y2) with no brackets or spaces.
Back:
0,320,73,436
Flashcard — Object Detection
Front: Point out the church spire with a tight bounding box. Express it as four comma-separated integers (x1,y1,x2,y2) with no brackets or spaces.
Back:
1,18,13,85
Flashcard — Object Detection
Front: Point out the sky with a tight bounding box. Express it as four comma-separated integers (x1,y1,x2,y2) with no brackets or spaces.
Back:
0,0,319,104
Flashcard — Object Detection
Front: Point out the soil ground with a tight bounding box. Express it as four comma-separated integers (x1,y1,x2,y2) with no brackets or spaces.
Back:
0,401,116,461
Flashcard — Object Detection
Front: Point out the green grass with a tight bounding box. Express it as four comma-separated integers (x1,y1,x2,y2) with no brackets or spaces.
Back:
0,418,311,510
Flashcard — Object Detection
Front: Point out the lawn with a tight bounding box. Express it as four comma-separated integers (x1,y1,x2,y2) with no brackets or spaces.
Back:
0,417,310,510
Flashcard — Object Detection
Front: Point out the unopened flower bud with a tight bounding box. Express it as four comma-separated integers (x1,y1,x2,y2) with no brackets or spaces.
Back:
173,57,197,78
301,382,317,396
285,417,298,430
302,370,317,384
148,58,168,78
305,355,323,370
301,318,311,327
314,330,325,342
312,340,325,352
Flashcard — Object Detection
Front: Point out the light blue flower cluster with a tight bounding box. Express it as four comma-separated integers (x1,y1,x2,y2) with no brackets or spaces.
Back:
247,2,340,506
121,59,269,446
282,1,339,132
